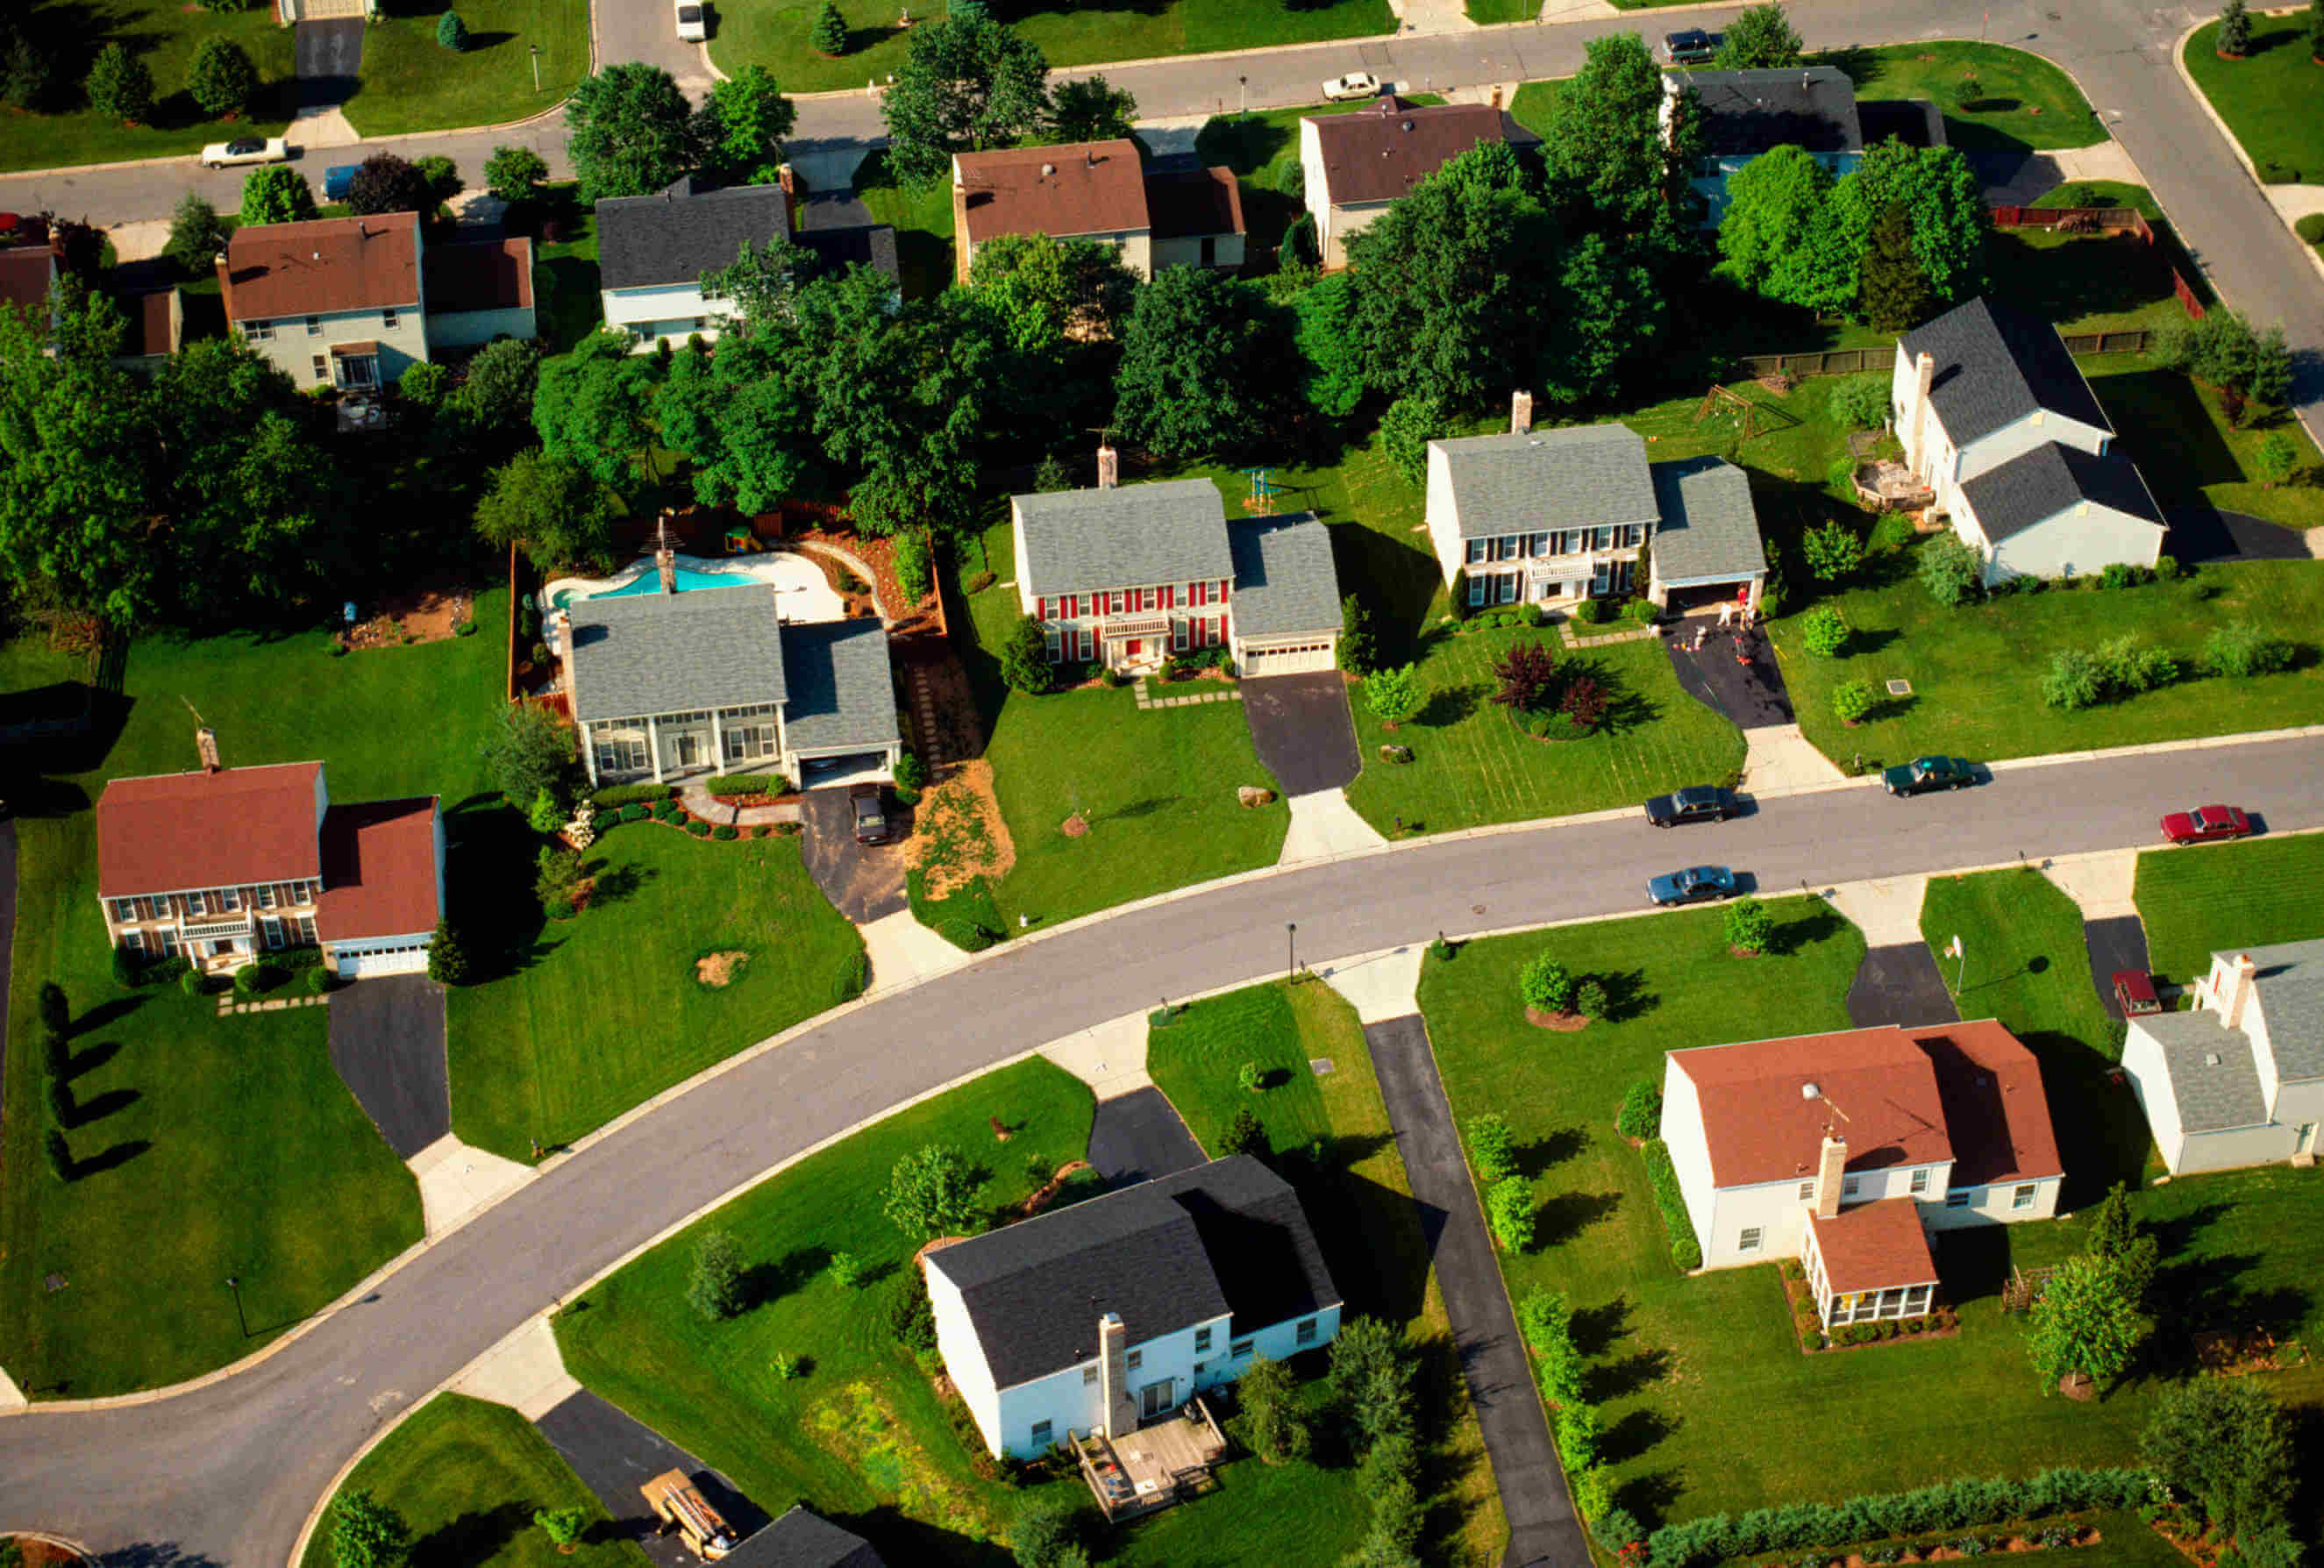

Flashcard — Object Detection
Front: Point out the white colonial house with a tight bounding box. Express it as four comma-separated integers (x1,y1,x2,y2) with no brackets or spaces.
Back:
1893,296,2164,585
1661,1020,2064,1329
2122,942,2324,1174
923,1156,1343,1461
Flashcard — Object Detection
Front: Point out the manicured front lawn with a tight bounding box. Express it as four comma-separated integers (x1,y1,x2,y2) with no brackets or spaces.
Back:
2183,19,2324,183
710,0,1391,97
341,0,589,139
446,821,866,1159
1508,79,1564,139
0,0,296,174
1824,42,2106,153
2033,182,2163,220
2133,835,2324,990
296,1393,648,1568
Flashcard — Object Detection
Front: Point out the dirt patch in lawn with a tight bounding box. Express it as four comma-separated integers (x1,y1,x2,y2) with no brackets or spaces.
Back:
906,759,1014,897
342,581,474,650
694,950,750,987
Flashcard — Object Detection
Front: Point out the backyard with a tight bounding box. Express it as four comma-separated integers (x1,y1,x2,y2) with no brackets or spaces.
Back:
340,0,590,139
2183,18,2324,183
2133,834,2324,990
296,1393,647,1568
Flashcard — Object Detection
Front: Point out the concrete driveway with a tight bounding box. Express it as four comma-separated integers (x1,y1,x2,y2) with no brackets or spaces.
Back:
595,0,717,98
1087,1087,1206,1185
324,974,449,1159
1845,945,1960,1030
535,1391,767,1568
1240,673,1362,796
799,787,908,923
294,20,363,109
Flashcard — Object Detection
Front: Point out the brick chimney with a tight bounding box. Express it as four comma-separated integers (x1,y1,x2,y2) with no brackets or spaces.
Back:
1814,1134,1848,1219
196,726,221,773
1097,1312,1135,1438
1908,351,1935,477
1096,441,1119,490
2220,952,2259,1030
1510,390,1533,435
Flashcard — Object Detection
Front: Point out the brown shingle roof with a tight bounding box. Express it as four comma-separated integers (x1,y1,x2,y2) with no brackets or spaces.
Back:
1306,100,1505,206
217,212,421,322
1672,1026,1953,1187
954,140,1150,246
96,764,323,898
422,236,533,313
316,798,441,941
0,246,55,317
1144,167,1244,240
1809,1199,1938,1295
1907,1020,2064,1186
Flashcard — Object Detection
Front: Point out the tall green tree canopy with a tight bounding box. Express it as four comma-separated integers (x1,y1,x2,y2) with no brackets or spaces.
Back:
655,334,818,514
531,331,658,488
2140,1380,2297,1542
1716,3,1804,68
346,153,438,217
188,36,259,118
483,145,551,203
1857,198,1932,330
474,448,623,573
1544,34,1704,239
702,65,796,186
879,15,1051,186
1537,232,1665,406
239,165,318,225
1714,143,1853,314
85,42,153,125
1044,74,1136,143
965,229,1137,353
2025,1253,2147,1393
1292,270,1365,419
1111,267,1295,459
702,237,825,338
1832,141,1986,308
565,63,694,202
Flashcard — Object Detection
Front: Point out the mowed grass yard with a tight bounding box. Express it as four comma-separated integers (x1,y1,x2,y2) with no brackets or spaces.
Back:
710,0,1391,96
340,0,590,139
446,819,866,1160
297,1393,648,1568
2184,19,2324,182
1147,980,1508,1567
2134,835,2324,990
1825,42,2106,153
2083,355,2324,531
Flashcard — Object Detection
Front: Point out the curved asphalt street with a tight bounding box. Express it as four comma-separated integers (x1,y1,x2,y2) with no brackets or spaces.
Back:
3,733,2321,1564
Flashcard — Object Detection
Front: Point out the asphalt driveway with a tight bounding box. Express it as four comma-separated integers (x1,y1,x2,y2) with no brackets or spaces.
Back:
294,19,363,109
1241,672,1362,796
325,973,449,1158
1665,626,1794,731
799,788,907,924
1845,944,1960,1030
2085,916,2151,1021
595,0,716,96
2164,505,2317,564
536,1392,767,1568
1087,1087,1206,1185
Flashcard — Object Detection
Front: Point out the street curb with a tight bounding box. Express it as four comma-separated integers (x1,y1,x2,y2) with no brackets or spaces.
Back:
0,1533,95,1562
2166,10,2324,292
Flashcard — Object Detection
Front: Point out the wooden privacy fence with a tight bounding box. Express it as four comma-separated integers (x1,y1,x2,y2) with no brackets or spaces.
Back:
1991,203,2208,321
1738,327,2154,381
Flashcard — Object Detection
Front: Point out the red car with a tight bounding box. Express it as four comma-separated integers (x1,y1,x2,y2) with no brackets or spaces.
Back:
2111,970,2162,1016
2160,804,2250,845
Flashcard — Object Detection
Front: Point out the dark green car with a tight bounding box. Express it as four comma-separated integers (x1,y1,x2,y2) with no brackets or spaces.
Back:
1882,755,1976,796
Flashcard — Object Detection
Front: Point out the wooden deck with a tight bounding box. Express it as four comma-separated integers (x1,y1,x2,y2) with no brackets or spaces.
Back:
1073,1399,1230,1523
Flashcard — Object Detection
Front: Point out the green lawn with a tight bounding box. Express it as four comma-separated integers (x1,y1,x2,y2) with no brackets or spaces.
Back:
2133,835,2324,991
1189,96,1445,269
1824,42,2107,153
1508,80,1563,139
2183,19,2324,183
531,189,604,353
852,149,960,302
297,1393,648,1568
710,0,1392,96
2033,182,2163,220
2082,354,2324,530
340,0,588,139
1465,0,1538,23
0,604,522,1395
446,821,866,1160
0,0,296,174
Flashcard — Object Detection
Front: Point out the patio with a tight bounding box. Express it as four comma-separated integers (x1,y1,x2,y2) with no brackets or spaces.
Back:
1850,460,1935,514
1072,1397,1229,1523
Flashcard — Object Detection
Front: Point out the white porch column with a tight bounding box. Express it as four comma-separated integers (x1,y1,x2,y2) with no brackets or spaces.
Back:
581,721,600,788
773,704,789,780
1745,574,1764,615
647,715,663,782
710,707,725,773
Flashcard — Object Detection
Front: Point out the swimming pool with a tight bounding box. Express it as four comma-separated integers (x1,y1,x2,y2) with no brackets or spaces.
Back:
539,552,847,624
596,566,746,598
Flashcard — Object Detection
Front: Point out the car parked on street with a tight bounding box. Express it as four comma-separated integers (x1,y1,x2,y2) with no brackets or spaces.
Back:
2160,804,2251,845
200,136,289,169
851,782,888,845
1661,29,1717,63
1649,865,1736,907
1644,786,1736,828
675,0,707,39
1883,755,1977,797
2111,970,2163,1016
1322,71,1382,101
324,164,359,202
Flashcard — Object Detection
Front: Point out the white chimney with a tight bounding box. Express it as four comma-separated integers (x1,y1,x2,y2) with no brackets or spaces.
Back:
1511,390,1533,435
1814,1134,1847,1219
196,726,221,773
1097,1312,1135,1439
1908,351,1935,475
1096,442,1119,490
2221,952,2258,1031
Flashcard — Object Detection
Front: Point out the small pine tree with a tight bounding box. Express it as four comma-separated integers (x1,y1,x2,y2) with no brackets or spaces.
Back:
427,921,471,986
38,980,69,1038
1219,1107,1266,1159
1857,200,1932,331
2217,0,2251,55
438,9,470,51
686,1229,747,1320
1338,593,1375,675
330,1491,412,1568
85,41,155,125
188,36,259,119
1465,1112,1518,1185
809,0,848,56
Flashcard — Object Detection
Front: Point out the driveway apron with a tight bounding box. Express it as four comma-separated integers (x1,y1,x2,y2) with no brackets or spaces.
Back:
1365,1015,1588,1568
799,788,907,924
2163,506,2318,564
1845,945,1961,1030
1240,672,1362,796
294,19,364,109
1087,1087,1207,1185
324,974,450,1159
2084,916,2152,1020
535,1391,768,1568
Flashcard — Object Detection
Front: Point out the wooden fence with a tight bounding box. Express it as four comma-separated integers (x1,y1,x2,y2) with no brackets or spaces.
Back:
1739,327,2155,381
1992,203,2208,321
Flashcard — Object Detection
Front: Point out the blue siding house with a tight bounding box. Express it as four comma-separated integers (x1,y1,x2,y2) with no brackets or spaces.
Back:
1665,68,1946,227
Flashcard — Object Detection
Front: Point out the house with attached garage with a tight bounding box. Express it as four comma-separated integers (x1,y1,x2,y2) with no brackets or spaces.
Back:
923,1155,1343,1466
1300,98,1507,269
1893,296,2164,585
96,745,445,979
1426,403,1769,615
2121,942,2324,1174
1667,67,1945,227
566,580,902,790
1012,460,1344,677
950,140,1246,283
1661,1020,2063,1329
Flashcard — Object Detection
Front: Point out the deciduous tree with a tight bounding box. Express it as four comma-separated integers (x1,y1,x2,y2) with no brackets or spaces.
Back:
1364,665,1421,726
85,42,153,125
1716,145,1853,314
1723,896,1772,953
1716,3,1803,68
531,331,658,487
1521,953,1575,1014
239,164,317,225
481,702,576,809
1111,267,1294,458
686,1229,747,1320
967,230,1137,353
1841,146,1985,313
565,63,694,202
2141,1381,2296,1542
2156,310,2292,423
1325,1315,1415,1452
1378,395,1446,488
1801,522,1865,582
655,333,818,514
452,337,544,440
347,153,438,217
165,192,229,277
879,15,1051,186
1044,74,1136,144
1918,531,1981,605
483,145,551,203
2027,1252,2147,1394
702,65,796,186
189,37,260,119
884,1144,982,1240
1235,1354,1309,1463
329,1492,412,1568
474,448,622,573
1292,270,1365,419
1492,640,1560,712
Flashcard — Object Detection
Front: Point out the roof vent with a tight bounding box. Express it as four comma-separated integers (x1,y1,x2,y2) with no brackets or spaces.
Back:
1402,119,1414,131
2205,1051,2223,1066
1041,162,1057,176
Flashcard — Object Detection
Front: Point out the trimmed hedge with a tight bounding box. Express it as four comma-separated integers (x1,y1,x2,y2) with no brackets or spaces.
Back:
1468,603,1545,631
1646,1470,2147,1568
1615,1080,1662,1140
685,818,713,837
1640,1137,1703,1271
711,823,739,840
592,782,674,809
706,773,789,797
651,801,683,823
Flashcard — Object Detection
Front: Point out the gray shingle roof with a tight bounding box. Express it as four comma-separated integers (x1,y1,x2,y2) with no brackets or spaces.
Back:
1647,458,1767,584
795,223,900,285
1434,424,1658,538
1228,513,1341,638
1900,296,2113,448
567,584,787,723
1681,67,1863,156
927,1156,1340,1392
595,175,791,292
2221,937,2324,1082
778,619,901,756
2132,1011,2271,1134
1958,442,2164,544
724,1507,884,1568
1013,480,1234,597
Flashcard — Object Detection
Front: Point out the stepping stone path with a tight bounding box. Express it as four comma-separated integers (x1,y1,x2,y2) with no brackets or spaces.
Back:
1133,684,1244,711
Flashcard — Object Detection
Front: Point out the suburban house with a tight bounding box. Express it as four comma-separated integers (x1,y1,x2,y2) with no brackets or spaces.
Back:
217,212,537,389
1011,462,1343,676
1425,406,1769,614
566,578,902,790
596,175,899,349
1667,67,1861,225
96,748,446,979
1660,1020,2064,1328
950,140,1246,283
1300,99,1506,268
2122,943,2324,1174
924,1155,1343,1464
1893,296,2164,584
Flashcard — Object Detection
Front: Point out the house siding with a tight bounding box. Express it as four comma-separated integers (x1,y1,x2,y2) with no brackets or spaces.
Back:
1973,502,2164,586
2119,1026,2189,1172
927,1262,1005,1457
1300,122,1332,265
1424,445,1465,585
602,282,729,350
428,303,537,351
1659,1059,1718,1262
1151,232,1245,272
1320,201,1392,269
239,303,426,387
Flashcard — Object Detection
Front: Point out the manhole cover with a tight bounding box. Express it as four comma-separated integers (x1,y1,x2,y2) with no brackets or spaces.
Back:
1472,904,1486,915
1886,679,1914,696
1309,1057,1335,1077
44,1273,68,1293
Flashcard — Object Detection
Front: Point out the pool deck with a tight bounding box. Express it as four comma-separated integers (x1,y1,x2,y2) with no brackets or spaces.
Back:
541,552,846,624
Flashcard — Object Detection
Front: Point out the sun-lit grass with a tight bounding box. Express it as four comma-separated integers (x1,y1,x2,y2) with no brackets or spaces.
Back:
2134,836,2324,990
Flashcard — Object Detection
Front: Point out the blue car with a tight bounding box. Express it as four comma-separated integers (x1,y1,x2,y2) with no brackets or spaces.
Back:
1648,865,1736,908
324,164,359,202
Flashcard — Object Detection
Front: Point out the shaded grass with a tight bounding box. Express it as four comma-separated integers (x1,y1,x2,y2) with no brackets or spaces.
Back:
296,1393,649,1568
1822,42,2106,153
531,187,604,353
341,0,589,139
2082,355,2324,530
2133,835,2324,990
2183,20,2324,182
852,149,959,302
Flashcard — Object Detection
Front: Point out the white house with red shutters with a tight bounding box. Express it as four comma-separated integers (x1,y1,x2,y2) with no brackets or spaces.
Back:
1011,459,1342,678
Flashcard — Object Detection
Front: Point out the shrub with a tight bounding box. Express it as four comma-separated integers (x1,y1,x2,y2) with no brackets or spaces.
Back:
2203,620,2292,677
1624,597,1658,626
687,1229,747,1320
1802,522,1866,582
1724,896,1772,953
1235,1353,1310,1464
189,36,260,118
1519,952,1575,1014
999,615,1054,695
1487,1176,1537,1251
182,967,208,998
1595,1507,1647,1553
2041,648,2102,709
427,922,471,986
1952,72,1981,108
704,773,786,797
86,41,155,125
437,9,469,49
711,823,738,840
884,1144,981,1241
484,144,550,203
1919,533,1982,606
894,531,933,602
305,966,334,996
1615,1080,1662,1140
1237,1060,1265,1093
1575,977,1608,1019
685,819,712,837
1379,395,1448,488
2299,213,2324,246
232,962,279,998
2218,0,2250,54
1800,604,1850,657
532,1508,586,1550
1573,597,1608,624
1829,373,1891,431
1219,1108,1266,1159
527,787,568,833
1641,1139,1703,1270
620,803,648,823
1009,1491,1088,1568
1833,679,1878,725
1338,593,1376,675
1870,512,1916,552
1365,665,1422,726
592,781,673,809
894,752,927,791
1465,1112,1518,1185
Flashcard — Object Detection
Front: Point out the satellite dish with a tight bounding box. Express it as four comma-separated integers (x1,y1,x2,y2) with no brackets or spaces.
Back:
1800,1082,1821,1101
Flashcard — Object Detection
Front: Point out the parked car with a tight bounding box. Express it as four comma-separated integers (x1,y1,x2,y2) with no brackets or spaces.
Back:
1882,755,1976,797
2111,970,2163,1016
852,782,888,845
1322,71,1381,101
2160,804,2250,845
1644,786,1736,828
674,0,707,40
1661,29,1717,63
200,136,289,169
1649,865,1736,907
324,164,359,202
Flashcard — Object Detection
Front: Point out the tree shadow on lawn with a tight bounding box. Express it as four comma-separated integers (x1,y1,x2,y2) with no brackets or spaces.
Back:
1586,967,1657,1025
584,858,655,906
1571,1295,1635,1359
1584,1344,1672,1404
1519,1125,1586,1179
742,1244,831,1308
1760,902,1849,959
444,803,548,980
1984,231,2171,334
2088,370,2249,502
410,1503,531,1568
1328,521,1440,668
67,1039,123,1079
61,1085,140,1129
1614,1469,1686,1530
1194,112,1296,177
71,994,148,1039
1418,681,1481,728
65,1137,151,1180
1598,1405,1679,1467
1536,1188,1622,1250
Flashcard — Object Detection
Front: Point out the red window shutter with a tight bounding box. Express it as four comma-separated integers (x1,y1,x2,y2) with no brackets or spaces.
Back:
1163,584,1175,610
1066,594,1079,619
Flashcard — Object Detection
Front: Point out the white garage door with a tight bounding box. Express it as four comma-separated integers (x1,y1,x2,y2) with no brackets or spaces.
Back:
1241,639,1337,677
335,943,431,979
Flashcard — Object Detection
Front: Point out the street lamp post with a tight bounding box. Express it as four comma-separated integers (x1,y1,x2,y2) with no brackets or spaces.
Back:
226,1275,247,1339
1238,75,1248,116
1286,922,1297,980
530,44,541,93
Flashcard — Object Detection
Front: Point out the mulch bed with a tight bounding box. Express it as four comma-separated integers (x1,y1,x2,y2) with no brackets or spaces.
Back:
2192,1327,2312,1375
1061,814,1089,838
1781,1268,1957,1353
1525,1006,1589,1031
786,526,939,635
341,582,473,650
